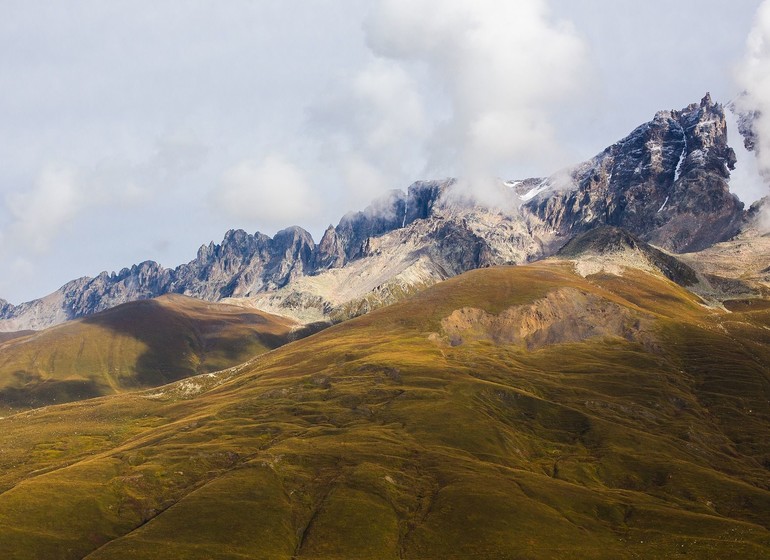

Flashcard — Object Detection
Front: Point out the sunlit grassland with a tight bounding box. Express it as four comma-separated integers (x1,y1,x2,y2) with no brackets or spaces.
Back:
0,263,769,558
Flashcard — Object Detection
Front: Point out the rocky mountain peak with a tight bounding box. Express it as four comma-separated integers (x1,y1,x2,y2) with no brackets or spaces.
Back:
526,93,743,252
196,240,217,261
404,180,450,223
272,226,314,248
335,190,407,261
219,229,270,257
265,226,315,287
313,225,346,270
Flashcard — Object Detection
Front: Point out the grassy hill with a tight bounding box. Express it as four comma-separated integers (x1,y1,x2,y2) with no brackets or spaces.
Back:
0,262,769,558
0,331,35,344
0,294,297,412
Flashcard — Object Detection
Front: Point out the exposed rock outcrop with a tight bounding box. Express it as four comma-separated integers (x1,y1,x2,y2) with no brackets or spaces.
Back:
526,94,744,252
313,225,346,270
440,287,652,350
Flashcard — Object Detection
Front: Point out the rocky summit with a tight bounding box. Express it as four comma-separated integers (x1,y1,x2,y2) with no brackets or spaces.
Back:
524,93,743,252
0,94,757,330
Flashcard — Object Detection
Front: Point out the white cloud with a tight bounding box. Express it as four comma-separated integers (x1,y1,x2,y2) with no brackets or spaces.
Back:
315,0,590,208
215,154,318,230
0,131,208,258
351,60,428,153
726,108,767,205
733,0,770,230
735,0,770,188
340,154,393,205
366,1,588,176
4,166,86,253
308,57,429,211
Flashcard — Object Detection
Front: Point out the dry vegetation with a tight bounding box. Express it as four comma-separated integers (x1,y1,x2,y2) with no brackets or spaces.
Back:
0,294,297,413
0,263,769,558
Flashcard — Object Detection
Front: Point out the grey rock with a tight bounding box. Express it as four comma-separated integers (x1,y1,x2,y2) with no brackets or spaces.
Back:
557,226,699,286
313,225,346,270
335,189,407,261
526,94,744,252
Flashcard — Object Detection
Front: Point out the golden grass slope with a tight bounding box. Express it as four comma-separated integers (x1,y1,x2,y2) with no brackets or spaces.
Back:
0,294,296,412
0,263,769,558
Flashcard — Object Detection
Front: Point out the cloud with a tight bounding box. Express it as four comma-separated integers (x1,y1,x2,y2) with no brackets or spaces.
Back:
149,134,210,183
735,1,770,183
725,108,767,205
366,0,588,176
311,0,590,209
0,130,208,257
214,154,318,230
308,57,429,210
733,0,770,231
4,166,86,253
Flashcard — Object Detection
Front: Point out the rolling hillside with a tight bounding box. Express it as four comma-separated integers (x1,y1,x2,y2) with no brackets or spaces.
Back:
0,294,298,413
1,261,769,558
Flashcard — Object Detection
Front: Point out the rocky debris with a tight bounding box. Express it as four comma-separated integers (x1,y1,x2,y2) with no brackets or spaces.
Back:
676,218,770,302
439,287,652,350
557,226,698,286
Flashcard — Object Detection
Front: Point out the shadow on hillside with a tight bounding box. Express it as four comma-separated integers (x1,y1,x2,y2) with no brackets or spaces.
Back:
81,298,254,387
81,298,330,388
0,377,102,409
0,298,333,412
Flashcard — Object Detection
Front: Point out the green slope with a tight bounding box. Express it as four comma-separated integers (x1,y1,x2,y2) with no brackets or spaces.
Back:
0,294,297,412
0,263,769,559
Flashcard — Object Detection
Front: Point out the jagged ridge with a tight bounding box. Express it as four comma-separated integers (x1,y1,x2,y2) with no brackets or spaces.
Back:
0,95,752,330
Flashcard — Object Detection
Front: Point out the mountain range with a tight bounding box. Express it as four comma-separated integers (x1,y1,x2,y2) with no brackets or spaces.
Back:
0,94,757,331
0,94,769,559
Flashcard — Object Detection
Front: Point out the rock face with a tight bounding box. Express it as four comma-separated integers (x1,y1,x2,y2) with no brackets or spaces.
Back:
440,287,651,350
526,94,744,252
313,226,346,270
0,95,755,330
334,181,447,261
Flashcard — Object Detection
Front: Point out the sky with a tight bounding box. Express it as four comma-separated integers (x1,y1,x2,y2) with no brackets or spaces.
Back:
0,0,768,304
